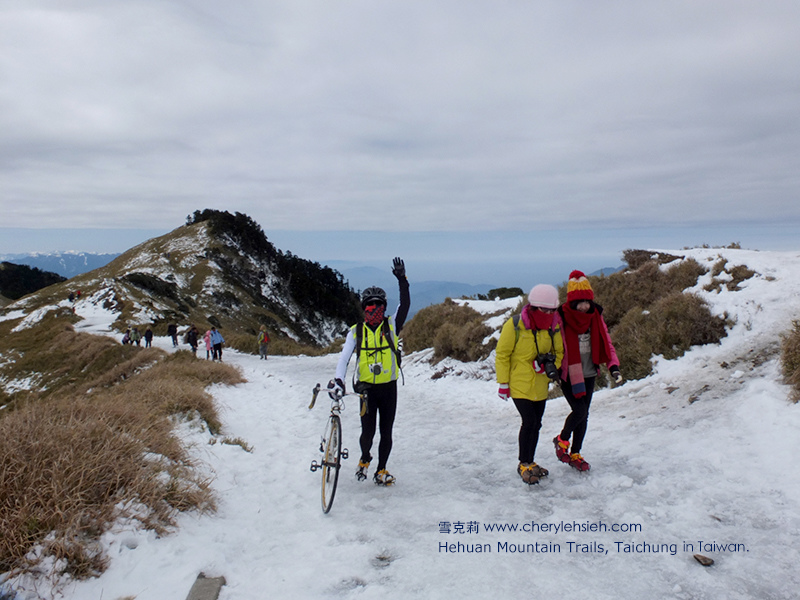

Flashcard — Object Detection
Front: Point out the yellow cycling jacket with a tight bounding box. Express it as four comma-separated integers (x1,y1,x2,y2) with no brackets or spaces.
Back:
495,317,564,401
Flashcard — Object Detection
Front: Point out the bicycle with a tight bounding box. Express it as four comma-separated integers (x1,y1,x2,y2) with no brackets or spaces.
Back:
308,382,367,514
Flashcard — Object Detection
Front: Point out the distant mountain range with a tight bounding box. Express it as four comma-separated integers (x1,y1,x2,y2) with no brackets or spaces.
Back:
330,264,492,317
0,251,121,278
1,245,622,318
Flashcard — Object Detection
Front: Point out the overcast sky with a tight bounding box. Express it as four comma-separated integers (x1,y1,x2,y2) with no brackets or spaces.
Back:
1,1,799,273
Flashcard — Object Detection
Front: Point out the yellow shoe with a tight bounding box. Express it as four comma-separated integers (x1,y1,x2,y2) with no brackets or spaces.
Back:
373,469,395,486
517,463,539,485
356,459,370,481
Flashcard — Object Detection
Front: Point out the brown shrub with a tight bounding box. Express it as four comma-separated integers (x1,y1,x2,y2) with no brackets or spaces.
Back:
587,258,707,330
403,299,495,361
780,320,800,402
612,292,727,380
703,259,757,292
432,319,494,363
621,249,684,270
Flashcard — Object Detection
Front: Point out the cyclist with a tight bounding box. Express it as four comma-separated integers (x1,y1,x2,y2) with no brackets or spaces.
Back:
332,257,410,485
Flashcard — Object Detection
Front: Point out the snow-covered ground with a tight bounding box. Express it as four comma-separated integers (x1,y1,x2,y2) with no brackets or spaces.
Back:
4,248,800,599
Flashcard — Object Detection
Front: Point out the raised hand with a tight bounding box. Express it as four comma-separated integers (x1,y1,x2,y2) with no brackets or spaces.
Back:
391,257,405,279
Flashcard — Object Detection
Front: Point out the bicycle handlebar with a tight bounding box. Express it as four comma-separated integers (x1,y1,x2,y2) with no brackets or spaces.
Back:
308,383,367,415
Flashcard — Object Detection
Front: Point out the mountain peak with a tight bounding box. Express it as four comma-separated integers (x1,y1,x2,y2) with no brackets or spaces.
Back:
3,211,361,346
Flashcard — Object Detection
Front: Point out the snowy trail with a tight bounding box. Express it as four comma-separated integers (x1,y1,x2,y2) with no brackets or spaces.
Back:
65,344,800,600
12,247,800,599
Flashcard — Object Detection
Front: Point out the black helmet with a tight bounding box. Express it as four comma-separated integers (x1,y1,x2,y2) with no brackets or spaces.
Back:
361,286,387,308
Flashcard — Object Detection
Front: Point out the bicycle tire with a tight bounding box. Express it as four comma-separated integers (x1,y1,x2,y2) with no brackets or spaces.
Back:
321,414,342,513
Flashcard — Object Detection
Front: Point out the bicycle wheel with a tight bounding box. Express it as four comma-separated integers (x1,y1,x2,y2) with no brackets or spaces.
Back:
320,414,342,513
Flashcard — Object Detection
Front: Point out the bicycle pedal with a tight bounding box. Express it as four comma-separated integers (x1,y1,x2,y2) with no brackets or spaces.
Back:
310,461,321,472
341,448,349,460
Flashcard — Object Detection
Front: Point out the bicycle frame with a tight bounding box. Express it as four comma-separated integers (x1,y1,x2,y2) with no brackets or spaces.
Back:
309,383,359,513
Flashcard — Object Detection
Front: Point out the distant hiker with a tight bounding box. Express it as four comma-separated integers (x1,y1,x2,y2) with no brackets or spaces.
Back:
496,284,564,485
167,323,178,347
122,329,131,345
130,327,142,346
553,270,622,473
204,329,212,359
144,327,153,348
68,292,75,303
332,257,410,486
187,325,199,356
257,325,270,360
209,327,225,361
76,290,81,299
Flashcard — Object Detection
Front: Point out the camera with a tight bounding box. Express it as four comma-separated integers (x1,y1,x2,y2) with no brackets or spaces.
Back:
538,353,559,381
369,363,383,376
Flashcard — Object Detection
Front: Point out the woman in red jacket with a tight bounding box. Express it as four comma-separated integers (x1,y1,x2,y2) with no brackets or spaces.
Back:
553,270,622,472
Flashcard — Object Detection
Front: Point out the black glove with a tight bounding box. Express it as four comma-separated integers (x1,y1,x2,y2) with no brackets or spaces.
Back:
327,378,345,397
392,257,405,279
609,366,623,384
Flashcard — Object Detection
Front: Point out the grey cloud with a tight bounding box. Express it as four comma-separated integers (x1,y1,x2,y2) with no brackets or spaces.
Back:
1,0,799,232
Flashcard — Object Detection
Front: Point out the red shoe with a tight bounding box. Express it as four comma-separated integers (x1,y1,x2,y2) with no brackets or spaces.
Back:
553,436,570,463
568,453,590,472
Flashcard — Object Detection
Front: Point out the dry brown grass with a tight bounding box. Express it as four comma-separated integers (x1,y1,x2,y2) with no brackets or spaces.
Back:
403,299,496,363
781,320,800,402
703,259,758,293
0,315,245,582
589,258,707,329
611,292,728,380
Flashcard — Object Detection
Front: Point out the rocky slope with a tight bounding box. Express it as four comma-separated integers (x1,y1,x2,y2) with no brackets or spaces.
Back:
1,210,360,346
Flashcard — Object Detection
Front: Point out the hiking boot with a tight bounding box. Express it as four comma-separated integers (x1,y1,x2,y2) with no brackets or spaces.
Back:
373,469,395,486
568,453,590,472
517,463,539,485
553,436,570,463
355,459,370,481
530,463,549,478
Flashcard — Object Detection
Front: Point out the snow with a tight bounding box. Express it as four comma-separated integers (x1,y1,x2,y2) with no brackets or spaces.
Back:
4,248,800,599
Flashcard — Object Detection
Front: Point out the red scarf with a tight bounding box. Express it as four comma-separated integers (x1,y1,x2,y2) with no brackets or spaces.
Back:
524,304,555,331
561,303,611,397
364,303,386,327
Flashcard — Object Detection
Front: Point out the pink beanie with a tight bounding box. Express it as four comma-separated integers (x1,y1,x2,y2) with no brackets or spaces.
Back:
528,284,559,309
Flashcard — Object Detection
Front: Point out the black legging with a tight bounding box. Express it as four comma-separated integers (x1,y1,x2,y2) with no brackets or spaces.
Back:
512,398,546,464
559,376,596,455
360,380,397,471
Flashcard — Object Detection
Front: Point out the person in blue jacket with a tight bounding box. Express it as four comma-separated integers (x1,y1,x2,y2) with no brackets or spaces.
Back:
209,327,225,361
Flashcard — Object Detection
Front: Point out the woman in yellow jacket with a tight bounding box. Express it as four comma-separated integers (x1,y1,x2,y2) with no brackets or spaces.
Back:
496,284,564,485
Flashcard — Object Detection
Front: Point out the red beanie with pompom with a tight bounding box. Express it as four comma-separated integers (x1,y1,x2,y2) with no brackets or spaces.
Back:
566,270,594,303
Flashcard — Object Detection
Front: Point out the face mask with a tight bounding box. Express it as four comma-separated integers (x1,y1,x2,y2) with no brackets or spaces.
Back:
364,303,385,326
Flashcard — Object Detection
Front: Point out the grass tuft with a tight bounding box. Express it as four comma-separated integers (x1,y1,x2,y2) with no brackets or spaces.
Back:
781,320,800,402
